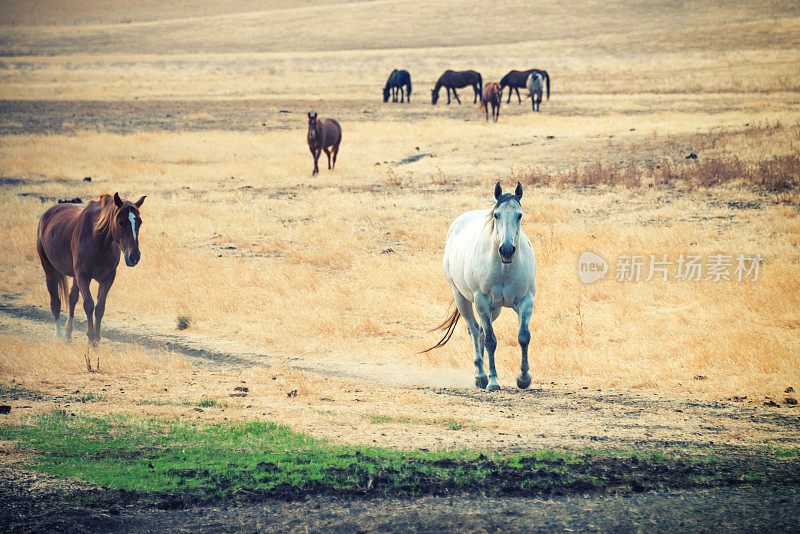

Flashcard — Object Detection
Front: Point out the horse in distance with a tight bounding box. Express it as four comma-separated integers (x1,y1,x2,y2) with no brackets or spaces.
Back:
431,69,482,105
479,82,502,122
383,69,412,103
36,192,146,344
527,72,544,112
499,69,550,104
306,112,342,175
424,182,536,392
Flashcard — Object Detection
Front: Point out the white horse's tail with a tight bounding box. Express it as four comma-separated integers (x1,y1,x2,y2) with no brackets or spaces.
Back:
421,300,460,353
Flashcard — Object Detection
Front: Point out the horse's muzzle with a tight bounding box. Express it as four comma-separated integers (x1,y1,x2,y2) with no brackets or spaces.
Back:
499,244,516,264
124,250,140,267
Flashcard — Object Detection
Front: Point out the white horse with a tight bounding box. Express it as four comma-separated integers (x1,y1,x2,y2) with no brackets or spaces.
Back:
425,182,536,391
526,72,543,112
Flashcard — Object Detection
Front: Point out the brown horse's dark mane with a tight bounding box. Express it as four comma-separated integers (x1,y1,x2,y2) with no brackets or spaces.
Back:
93,193,119,238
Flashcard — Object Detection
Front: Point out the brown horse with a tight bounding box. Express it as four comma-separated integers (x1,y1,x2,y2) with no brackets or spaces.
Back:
431,70,482,105
307,112,342,175
36,192,146,344
479,82,502,122
499,69,550,104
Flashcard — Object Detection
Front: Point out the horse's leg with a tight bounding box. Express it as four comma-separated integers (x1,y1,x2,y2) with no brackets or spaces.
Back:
75,271,96,344
38,244,64,337
331,142,340,170
515,87,522,104
515,293,534,389
537,93,542,111
446,87,451,104
64,279,79,342
44,271,63,338
473,85,479,104
475,294,500,391
323,147,331,169
310,146,320,175
452,290,487,389
452,88,461,104
93,274,115,343
399,86,404,103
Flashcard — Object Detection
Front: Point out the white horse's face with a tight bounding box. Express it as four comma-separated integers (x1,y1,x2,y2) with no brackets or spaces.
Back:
493,199,523,264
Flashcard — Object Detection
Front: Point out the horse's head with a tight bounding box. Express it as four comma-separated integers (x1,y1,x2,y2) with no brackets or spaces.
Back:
307,112,319,141
490,182,523,264
431,89,439,105
383,86,391,103
111,192,146,267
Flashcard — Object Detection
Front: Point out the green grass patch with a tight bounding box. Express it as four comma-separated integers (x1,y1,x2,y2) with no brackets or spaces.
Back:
362,413,476,431
0,382,36,397
197,397,227,408
68,392,108,403
1,411,796,507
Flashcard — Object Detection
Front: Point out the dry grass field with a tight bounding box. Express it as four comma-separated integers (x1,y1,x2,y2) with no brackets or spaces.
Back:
1,0,799,462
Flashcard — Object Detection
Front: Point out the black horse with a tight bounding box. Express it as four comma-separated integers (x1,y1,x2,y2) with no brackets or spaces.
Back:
383,69,412,103
499,69,550,104
431,70,482,105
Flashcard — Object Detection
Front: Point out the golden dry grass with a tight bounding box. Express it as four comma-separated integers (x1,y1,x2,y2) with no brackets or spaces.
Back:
0,0,798,418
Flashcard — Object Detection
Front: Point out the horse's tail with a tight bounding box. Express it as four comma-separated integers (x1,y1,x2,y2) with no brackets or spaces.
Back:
421,301,460,353
477,71,483,91
407,75,412,97
57,272,68,312
543,70,550,99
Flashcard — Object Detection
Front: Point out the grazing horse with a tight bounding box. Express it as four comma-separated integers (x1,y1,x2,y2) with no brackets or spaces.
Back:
424,182,536,392
36,192,146,344
499,69,550,104
526,72,544,112
431,69,482,105
383,69,412,103
479,82,502,122
306,112,342,175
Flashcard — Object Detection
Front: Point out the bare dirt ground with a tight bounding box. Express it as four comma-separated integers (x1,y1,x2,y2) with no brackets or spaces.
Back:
2,464,799,534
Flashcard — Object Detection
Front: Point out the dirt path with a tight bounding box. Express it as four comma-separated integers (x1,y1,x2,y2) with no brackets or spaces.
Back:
2,298,798,454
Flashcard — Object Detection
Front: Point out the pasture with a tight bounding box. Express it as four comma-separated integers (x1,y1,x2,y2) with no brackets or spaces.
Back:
1,0,799,530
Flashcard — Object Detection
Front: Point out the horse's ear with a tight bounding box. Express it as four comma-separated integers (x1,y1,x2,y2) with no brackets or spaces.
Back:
114,192,123,208
134,195,147,208
514,182,523,200
494,182,502,201
307,112,312,118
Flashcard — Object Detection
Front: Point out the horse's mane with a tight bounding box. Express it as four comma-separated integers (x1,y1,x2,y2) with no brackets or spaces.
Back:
485,193,521,232
93,193,118,237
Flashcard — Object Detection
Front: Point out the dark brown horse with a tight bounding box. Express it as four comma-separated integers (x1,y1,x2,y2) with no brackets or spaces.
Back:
499,69,550,104
431,70,482,105
36,192,146,344
479,82,502,122
307,112,342,175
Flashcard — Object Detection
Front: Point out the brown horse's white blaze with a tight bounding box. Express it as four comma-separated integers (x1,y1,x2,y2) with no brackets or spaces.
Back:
36,192,146,344
306,112,342,175
424,182,536,392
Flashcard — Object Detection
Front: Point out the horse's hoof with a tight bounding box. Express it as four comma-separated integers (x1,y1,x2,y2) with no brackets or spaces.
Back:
475,375,488,389
487,383,501,392
517,373,532,390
